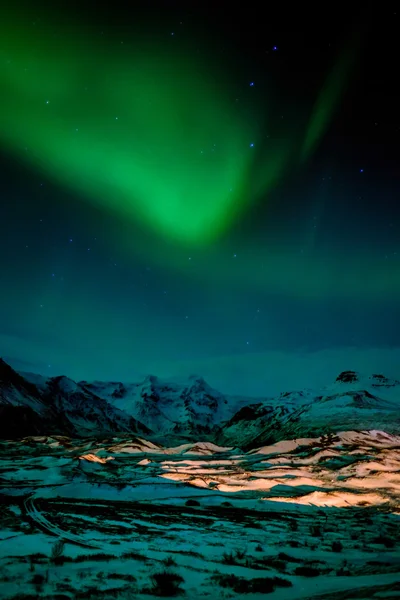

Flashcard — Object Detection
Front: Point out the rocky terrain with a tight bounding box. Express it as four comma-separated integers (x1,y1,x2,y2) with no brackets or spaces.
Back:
0,359,400,598
1,359,400,448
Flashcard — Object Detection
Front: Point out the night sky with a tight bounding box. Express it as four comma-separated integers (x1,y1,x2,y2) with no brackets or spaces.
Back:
1,1,399,396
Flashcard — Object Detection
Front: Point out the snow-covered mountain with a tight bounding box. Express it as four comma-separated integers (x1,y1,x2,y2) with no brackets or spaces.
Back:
1,359,400,448
0,359,150,438
80,374,248,440
2,362,399,599
218,370,400,449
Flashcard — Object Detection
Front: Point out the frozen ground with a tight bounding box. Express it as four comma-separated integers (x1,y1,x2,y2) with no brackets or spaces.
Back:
0,431,399,599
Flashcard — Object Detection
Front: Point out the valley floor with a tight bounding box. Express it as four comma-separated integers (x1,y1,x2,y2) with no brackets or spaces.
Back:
0,433,399,599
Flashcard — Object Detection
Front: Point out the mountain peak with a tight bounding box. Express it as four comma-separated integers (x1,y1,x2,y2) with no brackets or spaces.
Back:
1,358,400,450
369,373,400,388
0,357,43,399
0,357,17,378
143,374,158,384
188,374,205,383
0,359,150,438
335,370,359,383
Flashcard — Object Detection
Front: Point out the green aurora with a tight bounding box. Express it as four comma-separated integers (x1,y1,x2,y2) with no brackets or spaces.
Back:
0,8,356,247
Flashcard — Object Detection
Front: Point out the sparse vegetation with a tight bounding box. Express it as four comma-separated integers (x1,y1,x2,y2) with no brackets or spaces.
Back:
278,552,301,563
28,553,47,561
108,572,137,582
74,585,132,598
222,549,247,564
163,556,177,567
336,560,351,576
258,557,287,573
122,550,148,562
185,499,200,507
1,425,400,600
77,570,87,579
55,580,76,593
295,565,320,577
222,551,237,565
212,573,292,594
372,535,395,548
31,573,45,585
310,524,322,537
289,519,298,531
332,540,343,552
50,539,65,564
143,570,185,596
72,552,117,562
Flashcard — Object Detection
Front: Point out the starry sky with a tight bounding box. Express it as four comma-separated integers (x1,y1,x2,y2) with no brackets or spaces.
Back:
1,1,399,396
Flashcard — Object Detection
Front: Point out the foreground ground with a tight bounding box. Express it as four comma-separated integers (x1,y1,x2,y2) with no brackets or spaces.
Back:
0,431,399,599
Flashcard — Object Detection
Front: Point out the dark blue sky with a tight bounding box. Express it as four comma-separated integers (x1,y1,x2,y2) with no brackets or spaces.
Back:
1,1,399,395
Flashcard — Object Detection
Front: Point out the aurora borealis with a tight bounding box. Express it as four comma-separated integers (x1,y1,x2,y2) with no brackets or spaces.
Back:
1,1,399,395
0,3,355,246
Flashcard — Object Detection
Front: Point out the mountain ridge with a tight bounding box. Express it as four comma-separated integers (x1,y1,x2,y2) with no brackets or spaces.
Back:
0,358,151,439
1,358,399,448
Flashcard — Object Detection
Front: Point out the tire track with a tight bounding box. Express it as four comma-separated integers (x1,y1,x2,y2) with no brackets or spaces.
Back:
23,493,102,549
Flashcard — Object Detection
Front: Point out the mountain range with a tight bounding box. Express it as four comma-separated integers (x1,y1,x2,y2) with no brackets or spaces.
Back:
1,358,399,449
